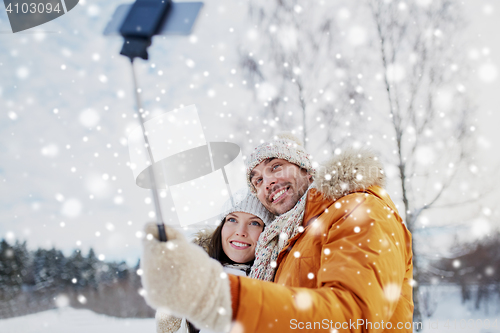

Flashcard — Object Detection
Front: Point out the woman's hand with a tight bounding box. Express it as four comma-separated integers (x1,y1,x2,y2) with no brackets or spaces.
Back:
141,223,232,333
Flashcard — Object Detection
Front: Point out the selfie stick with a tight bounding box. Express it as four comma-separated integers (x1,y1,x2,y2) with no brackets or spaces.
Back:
104,0,204,241
128,60,168,242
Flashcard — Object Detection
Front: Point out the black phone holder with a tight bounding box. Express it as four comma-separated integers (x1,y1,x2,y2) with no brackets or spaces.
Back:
119,0,171,60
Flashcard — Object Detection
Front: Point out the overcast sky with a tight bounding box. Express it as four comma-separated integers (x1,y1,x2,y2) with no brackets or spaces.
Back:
463,0,500,166
0,0,498,265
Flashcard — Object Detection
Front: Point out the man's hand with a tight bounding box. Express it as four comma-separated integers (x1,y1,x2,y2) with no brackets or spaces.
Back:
140,223,232,333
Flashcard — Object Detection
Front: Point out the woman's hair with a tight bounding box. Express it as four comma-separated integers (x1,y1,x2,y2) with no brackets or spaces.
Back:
207,217,239,265
187,214,264,333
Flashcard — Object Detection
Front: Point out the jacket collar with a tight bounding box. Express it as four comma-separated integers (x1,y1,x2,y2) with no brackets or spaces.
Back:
302,148,387,226
314,148,386,202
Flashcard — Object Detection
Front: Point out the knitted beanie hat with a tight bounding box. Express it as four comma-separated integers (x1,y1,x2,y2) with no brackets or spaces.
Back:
219,189,274,226
245,132,315,194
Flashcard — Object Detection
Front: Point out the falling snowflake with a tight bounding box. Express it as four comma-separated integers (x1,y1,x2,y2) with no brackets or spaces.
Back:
347,27,367,46
386,64,406,83
383,283,401,302
61,198,83,218
478,63,498,83
294,291,313,310
41,144,59,157
54,294,70,308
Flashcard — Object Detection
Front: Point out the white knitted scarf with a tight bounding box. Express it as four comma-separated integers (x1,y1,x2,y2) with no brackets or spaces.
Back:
249,186,312,282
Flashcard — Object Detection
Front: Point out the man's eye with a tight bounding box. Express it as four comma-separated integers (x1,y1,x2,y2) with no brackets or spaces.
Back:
255,178,262,186
272,164,281,170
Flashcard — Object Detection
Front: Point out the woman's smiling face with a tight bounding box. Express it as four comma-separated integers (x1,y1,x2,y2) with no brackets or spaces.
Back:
221,211,264,264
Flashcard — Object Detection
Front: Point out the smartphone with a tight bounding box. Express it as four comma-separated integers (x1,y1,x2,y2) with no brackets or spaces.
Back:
119,0,171,38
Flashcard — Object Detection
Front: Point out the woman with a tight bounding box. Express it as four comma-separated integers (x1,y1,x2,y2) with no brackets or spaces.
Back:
156,192,273,333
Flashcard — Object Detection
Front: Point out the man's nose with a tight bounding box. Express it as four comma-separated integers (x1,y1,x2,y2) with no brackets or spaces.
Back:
263,174,277,189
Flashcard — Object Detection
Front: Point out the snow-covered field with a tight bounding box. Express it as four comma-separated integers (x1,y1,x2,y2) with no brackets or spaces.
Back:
0,286,498,333
418,286,499,333
0,308,155,333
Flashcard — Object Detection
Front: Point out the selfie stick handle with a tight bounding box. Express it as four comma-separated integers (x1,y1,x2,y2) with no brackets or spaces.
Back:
129,58,168,242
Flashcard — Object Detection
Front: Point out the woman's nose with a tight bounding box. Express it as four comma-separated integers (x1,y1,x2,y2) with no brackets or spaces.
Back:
235,225,248,237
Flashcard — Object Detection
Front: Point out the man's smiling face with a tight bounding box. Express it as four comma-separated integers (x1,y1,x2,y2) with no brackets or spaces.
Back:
250,158,312,215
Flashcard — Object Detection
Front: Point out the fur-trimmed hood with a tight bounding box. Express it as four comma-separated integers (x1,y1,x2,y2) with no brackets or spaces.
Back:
314,148,386,201
191,228,215,253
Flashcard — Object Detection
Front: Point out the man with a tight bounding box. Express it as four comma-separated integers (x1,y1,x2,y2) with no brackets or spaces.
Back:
141,133,414,333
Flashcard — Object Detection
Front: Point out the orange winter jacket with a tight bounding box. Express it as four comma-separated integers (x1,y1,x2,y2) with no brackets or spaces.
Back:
228,150,414,333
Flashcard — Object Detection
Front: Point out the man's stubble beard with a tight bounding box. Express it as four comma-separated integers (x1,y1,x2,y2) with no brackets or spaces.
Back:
269,176,311,216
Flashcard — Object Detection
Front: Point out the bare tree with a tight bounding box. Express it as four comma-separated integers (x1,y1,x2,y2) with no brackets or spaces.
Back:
367,0,478,325
236,0,484,327
236,0,369,153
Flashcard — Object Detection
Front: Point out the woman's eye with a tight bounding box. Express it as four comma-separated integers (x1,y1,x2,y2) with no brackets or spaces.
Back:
228,218,237,223
250,221,261,226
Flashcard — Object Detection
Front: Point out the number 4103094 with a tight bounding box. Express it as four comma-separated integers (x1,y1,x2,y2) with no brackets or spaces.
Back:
5,2,61,14
444,318,498,330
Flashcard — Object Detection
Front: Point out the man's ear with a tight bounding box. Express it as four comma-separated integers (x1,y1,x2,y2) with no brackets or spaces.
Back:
300,167,313,183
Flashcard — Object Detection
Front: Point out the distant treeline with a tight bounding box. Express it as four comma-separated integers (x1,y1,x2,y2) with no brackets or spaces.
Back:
413,232,500,317
0,239,154,319
433,233,500,308
3,232,499,320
